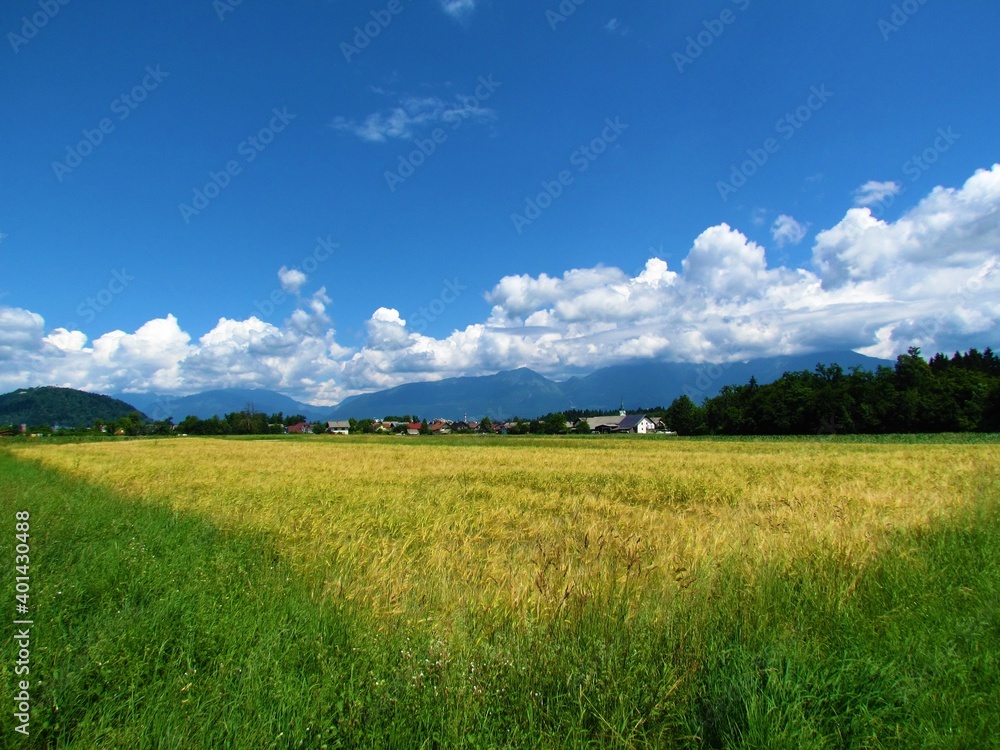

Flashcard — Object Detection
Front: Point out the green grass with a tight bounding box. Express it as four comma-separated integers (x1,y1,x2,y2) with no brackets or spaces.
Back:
1,447,998,748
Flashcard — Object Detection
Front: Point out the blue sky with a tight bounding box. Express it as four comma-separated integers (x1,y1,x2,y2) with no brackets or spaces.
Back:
2,0,999,404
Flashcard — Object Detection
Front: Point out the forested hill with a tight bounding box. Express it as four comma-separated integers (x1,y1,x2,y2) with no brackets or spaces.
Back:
663,347,1000,435
0,387,144,428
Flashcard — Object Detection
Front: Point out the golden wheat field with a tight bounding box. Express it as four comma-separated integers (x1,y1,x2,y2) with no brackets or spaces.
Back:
12,437,998,623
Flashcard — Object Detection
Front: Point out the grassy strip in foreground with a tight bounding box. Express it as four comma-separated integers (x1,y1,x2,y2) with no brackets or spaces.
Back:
1,450,998,748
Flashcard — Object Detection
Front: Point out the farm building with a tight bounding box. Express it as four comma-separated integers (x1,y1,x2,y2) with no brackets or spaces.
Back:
585,416,626,433
580,414,663,434
616,415,658,434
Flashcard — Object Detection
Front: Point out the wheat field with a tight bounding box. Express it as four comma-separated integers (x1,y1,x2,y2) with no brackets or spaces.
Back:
4,435,999,747
12,436,994,621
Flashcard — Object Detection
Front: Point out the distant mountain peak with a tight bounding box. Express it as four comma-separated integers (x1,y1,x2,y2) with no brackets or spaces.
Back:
324,352,890,421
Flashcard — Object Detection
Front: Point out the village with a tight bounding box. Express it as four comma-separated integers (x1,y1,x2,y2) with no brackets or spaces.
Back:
282,407,676,436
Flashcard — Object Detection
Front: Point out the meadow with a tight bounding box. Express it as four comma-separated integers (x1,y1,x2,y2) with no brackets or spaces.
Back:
1,435,998,748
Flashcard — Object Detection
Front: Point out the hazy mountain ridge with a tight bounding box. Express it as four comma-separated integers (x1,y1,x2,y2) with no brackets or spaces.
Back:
326,351,892,421
6,352,893,425
561,351,889,411
327,368,567,421
115,388,330,422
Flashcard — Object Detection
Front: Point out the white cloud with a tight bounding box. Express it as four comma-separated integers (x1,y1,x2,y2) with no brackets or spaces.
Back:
331,95,495,142
853,180,902,207
0,307,45,360
287,287,332,337
815,166,1000,289
771,214,809,247
486,266,626,318
604,18,619,32
278,266,307,295
1,165,998,405
440,0,476,18
44,328,88,352
366,307,411,351
635,258,678,289
682,224,769,300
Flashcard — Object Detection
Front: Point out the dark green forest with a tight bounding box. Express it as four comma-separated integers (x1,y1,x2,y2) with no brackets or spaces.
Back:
662,347,1000,436
0,386,144,431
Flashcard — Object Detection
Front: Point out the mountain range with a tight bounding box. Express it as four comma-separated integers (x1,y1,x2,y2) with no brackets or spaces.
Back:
119,351,890,422
4,351,892,426
115,389,331,423
326,350,889,421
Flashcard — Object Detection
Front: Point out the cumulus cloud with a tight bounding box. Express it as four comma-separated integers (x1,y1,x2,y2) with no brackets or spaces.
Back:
43,328,87,353
0,279,350,403
365,307,411,351
682,224,769,300
331,94,495,142
853,180,902,207
278,266,307,295
815,166,1000,289
771,214,809,247
2,165,998,405
0,307,45,360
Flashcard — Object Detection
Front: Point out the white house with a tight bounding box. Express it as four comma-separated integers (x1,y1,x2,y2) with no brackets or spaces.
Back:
326,421,350,435
616,415,658,434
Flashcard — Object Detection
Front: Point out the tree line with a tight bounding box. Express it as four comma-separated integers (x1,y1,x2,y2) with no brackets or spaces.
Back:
175,410,314,435
661,347,1000,436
